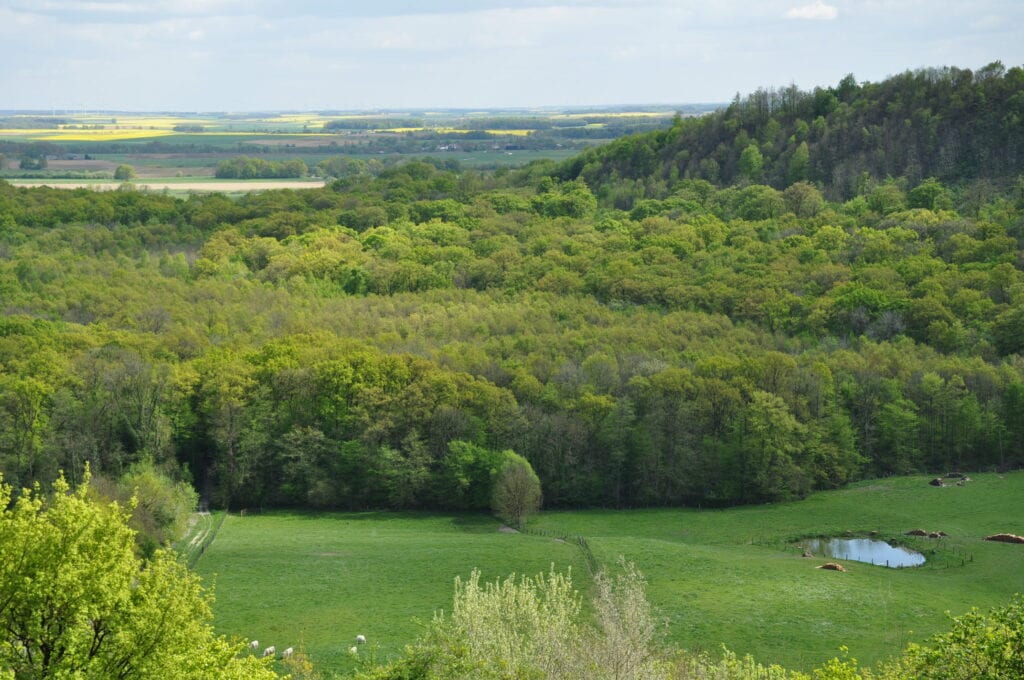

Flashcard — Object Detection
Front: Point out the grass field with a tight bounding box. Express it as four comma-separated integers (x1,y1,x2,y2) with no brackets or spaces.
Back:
187,473,1024,675
191,512,588,675
533,473,1024,670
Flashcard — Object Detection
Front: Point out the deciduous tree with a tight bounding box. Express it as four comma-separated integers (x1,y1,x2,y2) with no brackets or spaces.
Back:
491,452,542,529
0,473,278,679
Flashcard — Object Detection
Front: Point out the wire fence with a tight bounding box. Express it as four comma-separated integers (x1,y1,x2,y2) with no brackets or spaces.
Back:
522,526,599,575
179,511,227,568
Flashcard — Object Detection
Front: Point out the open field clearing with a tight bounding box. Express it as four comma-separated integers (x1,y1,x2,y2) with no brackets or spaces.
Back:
533,472,1024,670
191,513,587,675
191,473,1024,674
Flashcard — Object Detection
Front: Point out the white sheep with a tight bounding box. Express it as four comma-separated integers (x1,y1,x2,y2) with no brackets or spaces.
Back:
355,634,366,644
282,647,294,659
262,646,276,658
249,640,259,651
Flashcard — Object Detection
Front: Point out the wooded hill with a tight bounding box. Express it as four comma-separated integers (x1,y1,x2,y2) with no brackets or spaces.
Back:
554,63,1024,204
1,65,1023,513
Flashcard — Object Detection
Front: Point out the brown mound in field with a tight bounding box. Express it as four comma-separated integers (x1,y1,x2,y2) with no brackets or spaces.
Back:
801,550,814,558
817,562,847,572
905,529,928,536
984,533,1024,544
929,478,944,487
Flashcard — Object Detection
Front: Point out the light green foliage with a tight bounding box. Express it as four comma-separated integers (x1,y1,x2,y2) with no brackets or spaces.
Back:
112,460,198,556
907,178,953,211
2,73,1024,514
880,595,1024,679
281,645,324,680
866,184,907,215
358,561,665,680
672,647,808,679
735,184,784,219
787,141,810,185
0,373,50,489
436,567,583,678
215,156,308,179
783,181,825,217
589,559,665,680
738,144,764,182
114,164,136,181
741,390,808,501
0,473,279,679
532,179,598,218
491,452,542,529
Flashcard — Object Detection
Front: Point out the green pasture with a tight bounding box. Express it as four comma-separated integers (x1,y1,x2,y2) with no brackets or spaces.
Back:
191,512,587,675
533,473,1024,670
189,473,1024,675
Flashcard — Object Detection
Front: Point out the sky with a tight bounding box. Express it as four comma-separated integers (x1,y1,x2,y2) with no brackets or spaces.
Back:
1,0,1022,111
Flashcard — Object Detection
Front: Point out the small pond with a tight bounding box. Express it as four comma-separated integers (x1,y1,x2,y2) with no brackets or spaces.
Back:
802,537,926,568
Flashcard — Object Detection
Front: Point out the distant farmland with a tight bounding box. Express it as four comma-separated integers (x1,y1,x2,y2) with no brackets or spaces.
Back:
0,107,707,186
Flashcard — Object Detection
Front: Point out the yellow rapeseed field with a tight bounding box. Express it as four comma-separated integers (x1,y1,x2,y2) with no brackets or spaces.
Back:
34,129,176,141
374,127,533,136
266,114,334,125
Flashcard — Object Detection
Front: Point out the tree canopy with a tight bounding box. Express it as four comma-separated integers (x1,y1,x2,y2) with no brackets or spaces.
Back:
0,473,279,680
555,63,1024,202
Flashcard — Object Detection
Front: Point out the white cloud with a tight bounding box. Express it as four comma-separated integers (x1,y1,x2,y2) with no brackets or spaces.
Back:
785,0,838,20
4,0,1024,110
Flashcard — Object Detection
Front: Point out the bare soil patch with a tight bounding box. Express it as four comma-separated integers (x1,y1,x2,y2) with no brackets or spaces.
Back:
984,533,1024,544
46,159,118,172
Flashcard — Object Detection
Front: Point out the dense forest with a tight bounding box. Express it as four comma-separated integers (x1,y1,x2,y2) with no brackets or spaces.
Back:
1,65,1023,513
556,62,1024,203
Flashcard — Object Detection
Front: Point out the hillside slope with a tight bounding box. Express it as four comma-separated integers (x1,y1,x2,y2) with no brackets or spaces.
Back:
555,63,1024,204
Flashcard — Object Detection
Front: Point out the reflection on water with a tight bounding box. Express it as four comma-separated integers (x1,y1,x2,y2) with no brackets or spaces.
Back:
803,537,925,568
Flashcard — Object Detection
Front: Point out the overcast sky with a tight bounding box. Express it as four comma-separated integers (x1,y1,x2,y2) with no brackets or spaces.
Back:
1,0,1022,111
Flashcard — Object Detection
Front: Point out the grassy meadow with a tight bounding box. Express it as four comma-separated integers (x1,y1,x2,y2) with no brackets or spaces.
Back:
192,512,588,675
189,472,1024,675
533,473,1024,670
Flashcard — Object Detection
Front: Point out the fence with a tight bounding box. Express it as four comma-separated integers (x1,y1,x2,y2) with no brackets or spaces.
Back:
522,526,599,575
180,511,227,568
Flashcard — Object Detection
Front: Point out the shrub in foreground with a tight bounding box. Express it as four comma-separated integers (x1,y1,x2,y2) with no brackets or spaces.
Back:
0,473,279,680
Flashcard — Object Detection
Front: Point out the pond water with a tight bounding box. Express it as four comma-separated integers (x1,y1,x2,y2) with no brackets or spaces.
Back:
802,537,926,568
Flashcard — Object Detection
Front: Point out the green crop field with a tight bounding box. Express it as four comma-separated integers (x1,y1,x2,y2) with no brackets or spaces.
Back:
190,473,1024,675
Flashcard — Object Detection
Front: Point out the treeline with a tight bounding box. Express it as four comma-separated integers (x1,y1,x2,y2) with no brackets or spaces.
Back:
2,151,1023,509
324,117,425,130
214,156,309,179
555,62,1024,203
0,117,66,129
